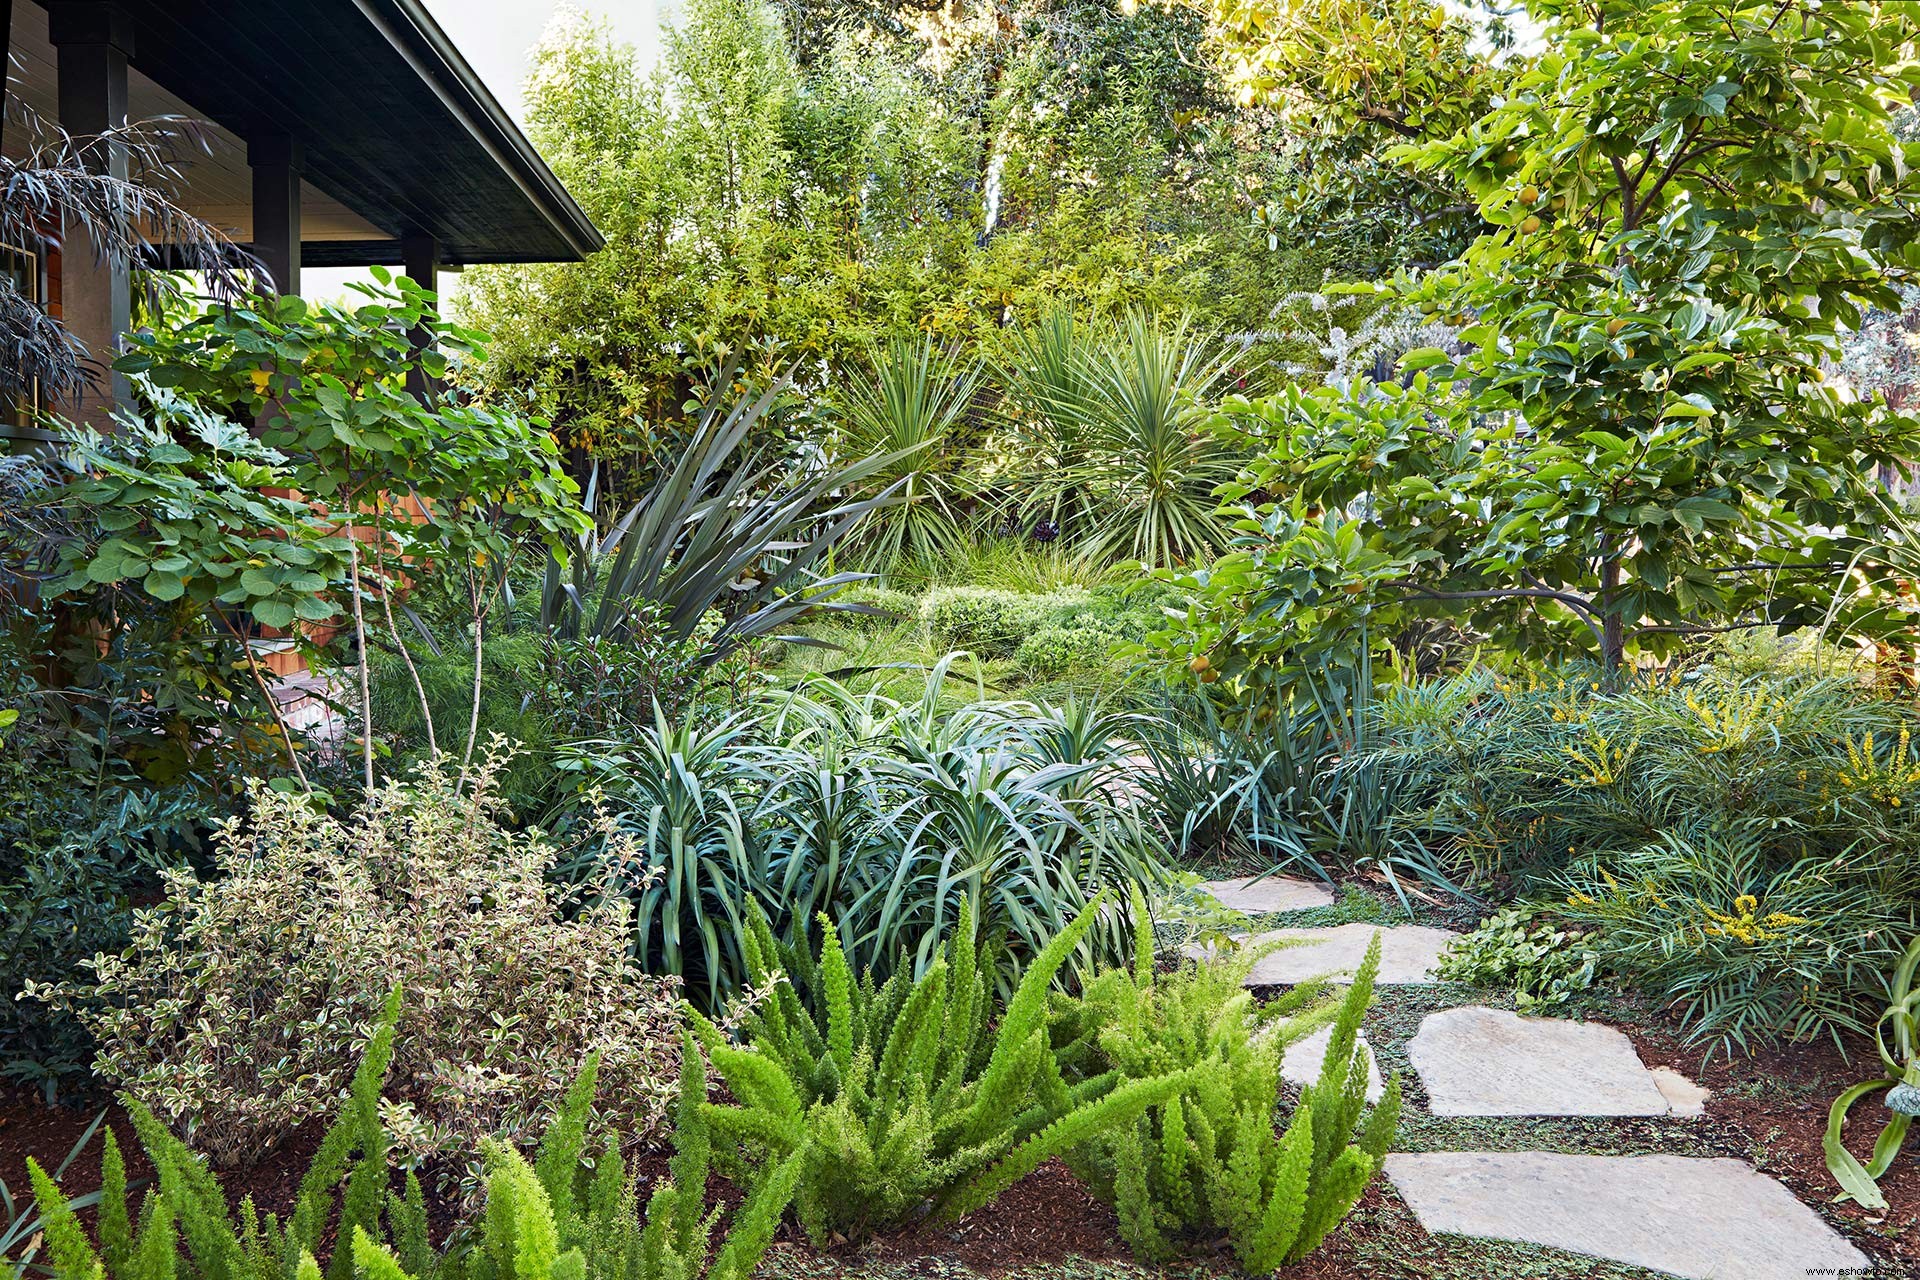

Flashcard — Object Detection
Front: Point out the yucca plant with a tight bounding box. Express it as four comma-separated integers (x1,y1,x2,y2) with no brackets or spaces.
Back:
535,360,912,662
835,336,982,572
1825,933,1920,1211
691,893,1196,1245
1043,312,1237,568
1057,902,1400,1271
997,306,1100,546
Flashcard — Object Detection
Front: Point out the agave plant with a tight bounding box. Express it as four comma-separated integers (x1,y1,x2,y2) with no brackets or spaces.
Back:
835,336,982,571
534,362,912,662
1825,932,1920,1210
794,666,1164,991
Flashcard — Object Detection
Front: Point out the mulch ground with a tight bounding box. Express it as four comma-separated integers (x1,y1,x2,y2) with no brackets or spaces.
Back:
5,999,1915,1279
1626,1017,1920,1271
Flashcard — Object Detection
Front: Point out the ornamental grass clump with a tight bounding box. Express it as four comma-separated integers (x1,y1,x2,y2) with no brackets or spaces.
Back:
28,746,681,1172
690,892,1196,1245
1053,894,1399,1271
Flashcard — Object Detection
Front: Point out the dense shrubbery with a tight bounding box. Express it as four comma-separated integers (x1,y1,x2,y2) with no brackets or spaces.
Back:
1372,661,1920,1052
27,750,682,1172
560,666,1167,1007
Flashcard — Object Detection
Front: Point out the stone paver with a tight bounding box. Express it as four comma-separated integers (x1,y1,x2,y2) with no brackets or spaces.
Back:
1241,923,1458,986
1385,1152,1868,1280
1408,1006,1669,1116
1650,1066,1710,1119
1280,1025,1384,1103
1197,875,1334,913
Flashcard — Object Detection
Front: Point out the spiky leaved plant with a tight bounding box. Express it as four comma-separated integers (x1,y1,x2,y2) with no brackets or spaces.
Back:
690,891,1196,1245
1825,932,1920,1211
24,987,427,1280
353,1031,801,1280
1055,890,1400,1271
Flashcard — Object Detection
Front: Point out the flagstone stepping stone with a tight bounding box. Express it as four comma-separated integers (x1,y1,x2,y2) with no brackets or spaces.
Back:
1240,923,1459,986
1385,1152,1868,1280
1408,1006,1670,1116
1197,875,1335,913
1650,1066,1710,1119
1280,1025,1385,1103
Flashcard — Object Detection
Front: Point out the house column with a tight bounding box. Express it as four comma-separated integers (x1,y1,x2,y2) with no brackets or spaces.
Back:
249,131,302,296
401,231,438,400
0,0,15,161
49,0,133,427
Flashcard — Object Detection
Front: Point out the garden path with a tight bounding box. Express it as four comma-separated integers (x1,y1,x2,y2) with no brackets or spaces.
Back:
1193,879,1875,1280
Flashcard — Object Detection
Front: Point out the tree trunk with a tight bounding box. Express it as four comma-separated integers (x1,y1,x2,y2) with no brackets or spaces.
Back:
1599,552,1626,673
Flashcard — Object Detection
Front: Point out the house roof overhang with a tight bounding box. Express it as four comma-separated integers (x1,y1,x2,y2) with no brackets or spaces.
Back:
26,0,603,267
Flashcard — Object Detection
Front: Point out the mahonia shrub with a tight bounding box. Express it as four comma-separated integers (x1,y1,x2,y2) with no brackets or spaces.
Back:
29,747,680,1170
1373,657,1920,1052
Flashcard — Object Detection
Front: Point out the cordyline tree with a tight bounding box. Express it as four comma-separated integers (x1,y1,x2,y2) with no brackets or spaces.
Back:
1163,0,1920,698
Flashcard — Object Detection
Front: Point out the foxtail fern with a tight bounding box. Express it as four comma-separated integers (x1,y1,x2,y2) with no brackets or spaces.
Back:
1057,889,1399,1271
691,890,1195,1244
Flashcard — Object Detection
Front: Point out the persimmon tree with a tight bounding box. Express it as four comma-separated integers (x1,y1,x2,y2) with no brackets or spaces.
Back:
1158,0,1920,698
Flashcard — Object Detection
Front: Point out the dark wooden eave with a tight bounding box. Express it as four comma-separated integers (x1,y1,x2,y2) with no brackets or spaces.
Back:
30,0,603,267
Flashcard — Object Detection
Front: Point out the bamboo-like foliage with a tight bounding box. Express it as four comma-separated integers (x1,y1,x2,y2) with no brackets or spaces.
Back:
537,362,913,662
0,108,261,404
835,336,982,570
1056,900,1400,1270
690,892,1196,1245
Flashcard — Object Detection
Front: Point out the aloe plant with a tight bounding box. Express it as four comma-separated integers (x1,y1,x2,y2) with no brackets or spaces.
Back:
1825,933,1920,1210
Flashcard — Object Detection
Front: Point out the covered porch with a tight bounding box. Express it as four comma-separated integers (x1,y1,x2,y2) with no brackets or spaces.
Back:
0,0,602,436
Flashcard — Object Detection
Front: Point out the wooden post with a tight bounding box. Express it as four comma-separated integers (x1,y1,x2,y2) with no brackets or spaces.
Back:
49,0,133,428
248,130,302,296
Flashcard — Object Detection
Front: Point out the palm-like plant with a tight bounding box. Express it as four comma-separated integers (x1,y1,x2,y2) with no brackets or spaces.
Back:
535,363,911,661
997,306,1099,544
1070,312,1236,566
1006,311,1236,568
835,336,982,571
